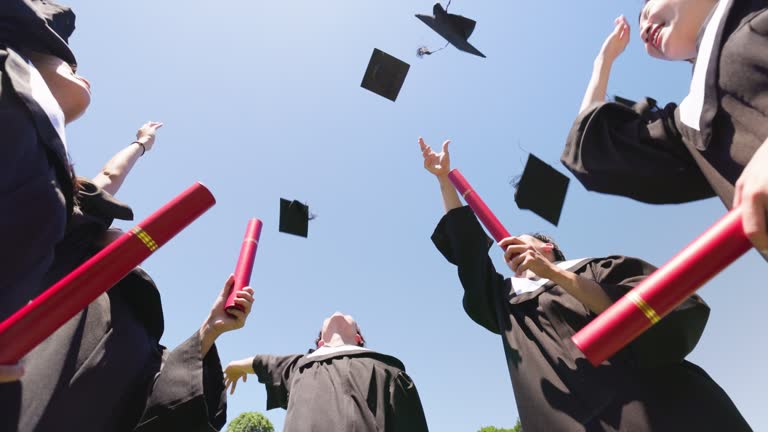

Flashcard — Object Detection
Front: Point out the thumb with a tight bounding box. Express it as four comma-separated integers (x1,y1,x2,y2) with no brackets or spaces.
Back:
442,140,451,153
220,274,235,298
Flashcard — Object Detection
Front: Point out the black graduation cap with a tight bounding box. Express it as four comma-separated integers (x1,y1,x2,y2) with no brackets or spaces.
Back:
514,154,569,226
361,48,410,102
415,2,485,58
0,0,78,65
76,178,134,224
613,95,637,107
279,198,310,238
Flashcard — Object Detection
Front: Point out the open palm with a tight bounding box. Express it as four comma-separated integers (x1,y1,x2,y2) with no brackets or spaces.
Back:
419,137,451,176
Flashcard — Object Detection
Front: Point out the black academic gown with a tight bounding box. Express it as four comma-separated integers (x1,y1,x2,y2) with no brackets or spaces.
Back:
4,183,227,432
432,206,751,432
252,349,429,432
562,0,768,209
0,0,77,321
0,45,73,319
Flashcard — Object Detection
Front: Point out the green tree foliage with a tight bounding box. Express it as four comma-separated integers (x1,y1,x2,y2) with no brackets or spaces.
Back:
226,412,274,432
478,418,522,432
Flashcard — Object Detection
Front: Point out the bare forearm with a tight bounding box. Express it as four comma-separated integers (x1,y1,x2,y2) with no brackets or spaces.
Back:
235,357,256,374
548,267,613,314
579,57,614,115
91,142,143,195
198,323,221,358
438,175,462,213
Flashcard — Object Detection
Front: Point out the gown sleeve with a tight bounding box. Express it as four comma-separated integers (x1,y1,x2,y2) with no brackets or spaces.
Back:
562,99,715,204
386,371,429,432
133,333,227,432
431,206,506,335
251,354,304,410
585,255,711,368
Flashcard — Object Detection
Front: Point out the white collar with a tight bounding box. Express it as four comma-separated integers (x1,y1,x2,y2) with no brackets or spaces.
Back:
27,60,68,152
510,258,589,296
679,0,729,131
306,344,371,359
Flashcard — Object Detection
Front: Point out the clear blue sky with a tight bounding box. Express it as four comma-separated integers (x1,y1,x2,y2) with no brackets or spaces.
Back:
65,1,767,430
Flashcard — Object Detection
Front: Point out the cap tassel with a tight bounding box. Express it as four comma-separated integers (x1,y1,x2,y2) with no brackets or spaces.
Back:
417,42,449,58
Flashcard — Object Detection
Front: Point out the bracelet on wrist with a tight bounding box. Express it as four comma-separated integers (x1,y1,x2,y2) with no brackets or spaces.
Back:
131,140,146,156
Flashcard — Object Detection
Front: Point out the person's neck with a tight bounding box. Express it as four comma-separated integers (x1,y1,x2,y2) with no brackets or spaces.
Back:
323,333,356,348
524,270,540,280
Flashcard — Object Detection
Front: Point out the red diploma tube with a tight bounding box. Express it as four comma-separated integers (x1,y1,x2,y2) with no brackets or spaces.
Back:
226,218,263,313
0,182,215,364
448,169,512,245
573,208,752,366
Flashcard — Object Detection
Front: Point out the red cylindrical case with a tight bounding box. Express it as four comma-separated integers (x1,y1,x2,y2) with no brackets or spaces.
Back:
0,182,216,364
448,169,512,244
225,218,263,313
573,208,752,366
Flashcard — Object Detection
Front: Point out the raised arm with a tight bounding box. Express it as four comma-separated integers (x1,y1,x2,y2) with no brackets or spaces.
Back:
91,121,163,195
199,274,255,357
500,238,614,314
579,16,630,114
419,137,461,213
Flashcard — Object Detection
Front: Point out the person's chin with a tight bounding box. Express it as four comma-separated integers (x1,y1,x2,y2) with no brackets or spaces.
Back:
645,45,666,61
63,95,90,124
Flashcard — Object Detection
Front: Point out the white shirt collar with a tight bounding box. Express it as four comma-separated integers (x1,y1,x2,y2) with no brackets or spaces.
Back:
306,344,371,358
679,0,729,131
27,60,68,152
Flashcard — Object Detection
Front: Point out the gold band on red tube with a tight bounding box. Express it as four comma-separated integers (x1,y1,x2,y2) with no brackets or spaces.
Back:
131,226,158,251
462,189,473,199
627,291,661,324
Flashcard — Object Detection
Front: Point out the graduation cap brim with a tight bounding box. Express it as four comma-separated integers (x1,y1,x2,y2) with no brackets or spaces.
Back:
279,198,309,238
76,178,134,222
514,154,569,226
613,95,637,107
415,14,485,58
360,49,410,102
1,0,78,65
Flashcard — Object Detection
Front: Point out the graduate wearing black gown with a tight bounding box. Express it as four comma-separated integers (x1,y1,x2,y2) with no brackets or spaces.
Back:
562,0,768,212
8,180,254,432
0,0,84,321
432,207,751,432
224,313,429,432
419,139,751,431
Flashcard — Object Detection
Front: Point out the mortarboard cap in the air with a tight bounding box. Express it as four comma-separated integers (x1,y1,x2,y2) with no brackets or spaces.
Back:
279,198,310,238
416,2,485,58
514,154,569,226
361,48,410,102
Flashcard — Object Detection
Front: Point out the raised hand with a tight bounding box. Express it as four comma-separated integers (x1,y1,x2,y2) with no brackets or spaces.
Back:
599,15,630,63
499,237,558,279
135,121,164,152
199,275,255,356
419,137,451,177
734,142,768,254
206,275,255,335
